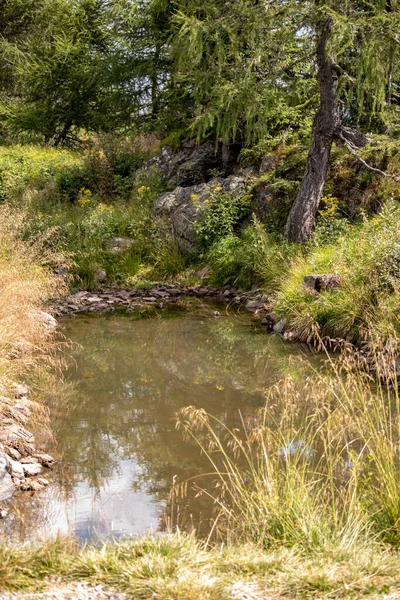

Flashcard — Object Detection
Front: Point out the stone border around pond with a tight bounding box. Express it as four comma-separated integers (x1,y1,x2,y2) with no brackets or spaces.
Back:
0,383,56,517
54,285,274,319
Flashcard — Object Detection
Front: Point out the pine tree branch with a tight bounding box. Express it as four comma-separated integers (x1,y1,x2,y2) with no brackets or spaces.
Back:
337,131,400,181
331,60,355,85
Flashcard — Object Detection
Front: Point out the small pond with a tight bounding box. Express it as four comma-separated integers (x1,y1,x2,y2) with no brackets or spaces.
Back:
1,301,317,543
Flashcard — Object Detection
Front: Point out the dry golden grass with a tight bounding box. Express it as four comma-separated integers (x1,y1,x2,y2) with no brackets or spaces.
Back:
0,205,67,397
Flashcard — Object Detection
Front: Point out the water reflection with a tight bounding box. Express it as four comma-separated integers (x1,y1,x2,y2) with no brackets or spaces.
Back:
1,302,317,543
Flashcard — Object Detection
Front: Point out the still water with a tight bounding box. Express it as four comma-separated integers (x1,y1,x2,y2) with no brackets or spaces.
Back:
1,301,315,543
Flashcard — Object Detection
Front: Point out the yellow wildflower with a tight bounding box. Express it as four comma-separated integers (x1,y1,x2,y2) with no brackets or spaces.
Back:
137,185,150,195
78,196,91,207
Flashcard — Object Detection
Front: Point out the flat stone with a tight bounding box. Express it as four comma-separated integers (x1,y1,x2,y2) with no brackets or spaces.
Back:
33,453,56,467
14,402,32,416
20,480,44,492
3,423,34,443
4,446,21,461
20,455,39,464
245,300,263,311
22,462,43,477
9,459,24,484
0,395,12,406
37,477,50,486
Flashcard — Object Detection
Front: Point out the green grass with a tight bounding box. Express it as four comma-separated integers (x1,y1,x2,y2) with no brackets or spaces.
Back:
2,534,400,598
274,201,400,343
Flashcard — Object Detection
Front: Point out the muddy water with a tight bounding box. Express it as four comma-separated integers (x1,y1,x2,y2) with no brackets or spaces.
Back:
1,302,316,543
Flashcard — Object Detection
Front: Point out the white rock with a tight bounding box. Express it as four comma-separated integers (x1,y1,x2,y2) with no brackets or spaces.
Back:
9,459,24,480
37,311,58,332
0,445,15,501
22,463,43,477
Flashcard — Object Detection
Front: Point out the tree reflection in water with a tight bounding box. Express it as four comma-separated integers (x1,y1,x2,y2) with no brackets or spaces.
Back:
1,302,318,543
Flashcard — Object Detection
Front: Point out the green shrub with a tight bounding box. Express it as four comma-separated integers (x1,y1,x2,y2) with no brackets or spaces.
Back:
208,218,297,290
274,201,400,342
194,186,253,248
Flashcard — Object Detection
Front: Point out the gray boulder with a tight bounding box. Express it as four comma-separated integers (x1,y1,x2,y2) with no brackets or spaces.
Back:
139,140,225,187
155,176,246,252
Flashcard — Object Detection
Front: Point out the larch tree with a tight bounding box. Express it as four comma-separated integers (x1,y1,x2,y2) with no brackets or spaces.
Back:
169,0,315,146
2,0,119,144
167,0,400,242
284,0,400,242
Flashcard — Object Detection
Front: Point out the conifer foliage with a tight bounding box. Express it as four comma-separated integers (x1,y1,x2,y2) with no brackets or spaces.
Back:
0,0,399,240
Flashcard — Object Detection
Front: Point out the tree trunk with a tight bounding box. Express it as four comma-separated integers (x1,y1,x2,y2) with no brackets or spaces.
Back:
54,120,72,147
151,42,161,119
284,17,340,243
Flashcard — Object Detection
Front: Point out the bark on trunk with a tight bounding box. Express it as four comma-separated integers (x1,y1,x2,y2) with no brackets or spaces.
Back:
284,17,340,243
54,120,72,147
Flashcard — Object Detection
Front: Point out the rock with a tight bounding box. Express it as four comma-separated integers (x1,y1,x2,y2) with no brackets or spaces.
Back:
0,432,35,457
0,445,15,501
303,274,341,293
9,459,24,482
36,477,50,486
155,175,246,253
273,318,287,334
245,300,263,311
20,455,40,464
20,480,44,492
261,313,277,332
37,311,58,332
283,330,298,342
4,446,21,461
33,453,56,467
0,506,9,518
12,383,29,399
196,266,211,280
22,462,43,477
53,265,70,276
13,402,31,417
95,268,107,284
259,154,279,175
139,140,227,188
212,311,221,318
110,237,135,253
1,423,34,443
